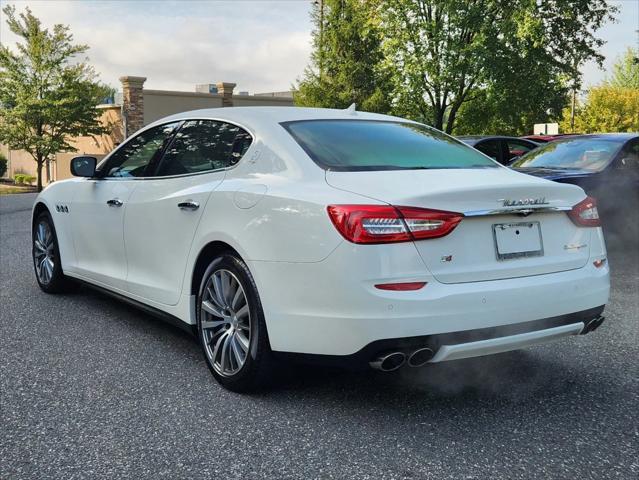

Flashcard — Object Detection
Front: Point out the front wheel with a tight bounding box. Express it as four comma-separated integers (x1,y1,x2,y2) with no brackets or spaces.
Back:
196,254,275,392
32,211,78,293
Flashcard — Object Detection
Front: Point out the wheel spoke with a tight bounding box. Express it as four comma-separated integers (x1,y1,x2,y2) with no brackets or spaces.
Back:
212,272,227,307
34,239,46,253
211,329,229,360
201,318,228,330
221,271,232,305
230,335,243,366
201,300,225,318
235,331,249,352
220,334,231,372
207,285,224,309
235,304,249,320
231,286,244,310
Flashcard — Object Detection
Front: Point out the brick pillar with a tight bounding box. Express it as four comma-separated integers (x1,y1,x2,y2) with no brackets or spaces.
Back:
216,82,236,107
119,76,146,137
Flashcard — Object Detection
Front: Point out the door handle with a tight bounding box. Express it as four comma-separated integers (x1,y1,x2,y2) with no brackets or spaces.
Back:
107,198,123,207
177,200,200,211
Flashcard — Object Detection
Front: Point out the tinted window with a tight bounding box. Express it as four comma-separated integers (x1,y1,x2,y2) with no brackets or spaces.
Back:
617,139,639,171
103,122,179,177
156,120,251,177
283,120,497,171
505,140,536,162
474,140,500,161
512,137,627,172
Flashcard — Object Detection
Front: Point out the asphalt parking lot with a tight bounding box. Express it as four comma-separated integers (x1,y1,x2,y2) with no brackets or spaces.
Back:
1,192,637,479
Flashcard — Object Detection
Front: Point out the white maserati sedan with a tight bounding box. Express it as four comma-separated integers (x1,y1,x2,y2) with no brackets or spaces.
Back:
32,107,610,391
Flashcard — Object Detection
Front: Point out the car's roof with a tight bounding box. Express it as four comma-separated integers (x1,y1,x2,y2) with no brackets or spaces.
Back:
550,133,638,142
152,106,411,130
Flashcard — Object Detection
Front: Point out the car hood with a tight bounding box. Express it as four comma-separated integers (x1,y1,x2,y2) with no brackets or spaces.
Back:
512,167,596,180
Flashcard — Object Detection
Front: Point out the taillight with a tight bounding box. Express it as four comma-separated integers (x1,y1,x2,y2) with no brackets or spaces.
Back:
568,196,601,227
327,205,463,244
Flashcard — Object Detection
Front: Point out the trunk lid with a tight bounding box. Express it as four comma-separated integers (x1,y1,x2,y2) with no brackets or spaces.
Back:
326,168,592,283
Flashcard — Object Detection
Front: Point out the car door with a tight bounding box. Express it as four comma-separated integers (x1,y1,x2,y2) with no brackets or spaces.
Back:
123,119,252,306
70,122,180,290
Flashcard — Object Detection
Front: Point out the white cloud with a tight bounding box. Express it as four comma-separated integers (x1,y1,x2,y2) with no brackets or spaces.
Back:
0,0,314,93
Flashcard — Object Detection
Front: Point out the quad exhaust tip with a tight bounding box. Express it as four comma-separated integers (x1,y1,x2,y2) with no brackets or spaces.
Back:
407,347,434,367
369,352,406,372
582,315,605,334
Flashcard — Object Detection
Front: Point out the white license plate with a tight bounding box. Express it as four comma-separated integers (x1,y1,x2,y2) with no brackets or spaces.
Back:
492,221,543,260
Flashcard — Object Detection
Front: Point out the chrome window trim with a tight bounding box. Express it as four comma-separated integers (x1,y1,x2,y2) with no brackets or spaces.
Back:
96,116,256,180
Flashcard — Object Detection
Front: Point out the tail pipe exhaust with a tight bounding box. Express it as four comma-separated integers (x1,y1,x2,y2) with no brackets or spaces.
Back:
581,315,605,334
369,352,406,372
407,347,434,367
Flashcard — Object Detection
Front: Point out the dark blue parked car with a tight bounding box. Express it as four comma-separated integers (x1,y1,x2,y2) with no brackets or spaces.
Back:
511,134,639,247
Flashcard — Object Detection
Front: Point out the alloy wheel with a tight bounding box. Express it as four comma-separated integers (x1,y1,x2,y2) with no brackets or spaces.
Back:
34,221,55,285
200,269,251,377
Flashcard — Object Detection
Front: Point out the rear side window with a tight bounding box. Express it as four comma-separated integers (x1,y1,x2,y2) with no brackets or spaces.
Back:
155,120,251,176
282,120,497,171
474,140,500,161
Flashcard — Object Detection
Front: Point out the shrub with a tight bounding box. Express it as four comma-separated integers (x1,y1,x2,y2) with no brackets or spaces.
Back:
13,173,34,185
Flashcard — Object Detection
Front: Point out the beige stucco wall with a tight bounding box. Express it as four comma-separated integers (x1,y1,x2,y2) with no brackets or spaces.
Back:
143,89,294,126
231,95,294,107
144,90,225,126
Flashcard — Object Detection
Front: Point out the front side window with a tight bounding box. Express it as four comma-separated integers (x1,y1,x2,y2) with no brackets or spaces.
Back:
102,122,180,178
155,120,251,177
506,140,536,161
282,120,497,171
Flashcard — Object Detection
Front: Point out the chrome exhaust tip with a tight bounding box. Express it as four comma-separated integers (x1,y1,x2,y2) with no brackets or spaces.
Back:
369,352,406,372
582,315,605,334
407,347,434,368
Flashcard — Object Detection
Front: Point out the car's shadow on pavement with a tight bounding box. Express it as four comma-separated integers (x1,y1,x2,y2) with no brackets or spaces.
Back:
72,271,625,415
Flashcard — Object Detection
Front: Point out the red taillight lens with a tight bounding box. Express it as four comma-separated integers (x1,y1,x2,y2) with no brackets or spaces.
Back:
327,205,463,244
568,196,600,227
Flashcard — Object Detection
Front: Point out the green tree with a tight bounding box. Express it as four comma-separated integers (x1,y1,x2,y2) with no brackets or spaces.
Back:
294,0,391,113
373,0,615,133
0,6,109,191
606,47,639,89
560,85,639,133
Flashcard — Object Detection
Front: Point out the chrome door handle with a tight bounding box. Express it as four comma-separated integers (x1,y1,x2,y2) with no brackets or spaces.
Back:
107,198,123,207
177,200,199,211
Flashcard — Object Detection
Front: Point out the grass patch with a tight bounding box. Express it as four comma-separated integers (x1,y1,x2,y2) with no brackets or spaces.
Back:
0,183,37,195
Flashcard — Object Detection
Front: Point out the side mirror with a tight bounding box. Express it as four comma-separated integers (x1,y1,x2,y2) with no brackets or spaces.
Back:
70,156,97,177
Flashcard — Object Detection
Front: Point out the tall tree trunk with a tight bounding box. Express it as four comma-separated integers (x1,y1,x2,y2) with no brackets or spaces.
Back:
36,157,43,192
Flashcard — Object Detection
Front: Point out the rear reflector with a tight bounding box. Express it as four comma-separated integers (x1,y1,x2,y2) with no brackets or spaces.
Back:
568,196,601,227
593,259,606,268
327,205,463,244
375,282,427,291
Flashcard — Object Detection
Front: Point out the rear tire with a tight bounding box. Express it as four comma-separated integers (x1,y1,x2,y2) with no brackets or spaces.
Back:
196,253,275,392
32,211,79,294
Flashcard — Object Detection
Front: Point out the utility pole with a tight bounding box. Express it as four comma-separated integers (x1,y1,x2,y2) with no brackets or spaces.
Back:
314,0,325,81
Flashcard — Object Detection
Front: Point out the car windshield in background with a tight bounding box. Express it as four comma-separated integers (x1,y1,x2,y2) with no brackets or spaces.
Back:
282,120,498,171
512,137,625,172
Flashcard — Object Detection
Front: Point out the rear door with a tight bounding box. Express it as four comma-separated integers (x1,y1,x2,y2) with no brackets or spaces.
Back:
123,120,252,305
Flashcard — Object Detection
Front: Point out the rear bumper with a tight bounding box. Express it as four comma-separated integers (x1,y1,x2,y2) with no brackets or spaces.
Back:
273,306,605,368
250,238,610,355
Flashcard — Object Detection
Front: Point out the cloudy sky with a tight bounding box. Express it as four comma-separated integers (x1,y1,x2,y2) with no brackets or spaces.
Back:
0,0,637,95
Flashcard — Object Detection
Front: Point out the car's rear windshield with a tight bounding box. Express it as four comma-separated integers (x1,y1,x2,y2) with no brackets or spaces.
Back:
282,120,498,171
511,137,626,171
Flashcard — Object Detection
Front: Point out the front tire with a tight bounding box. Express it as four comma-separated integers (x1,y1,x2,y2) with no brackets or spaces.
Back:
32,211,78,293
196,254,274,392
